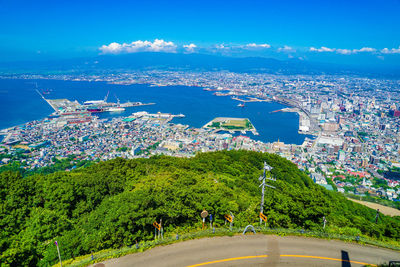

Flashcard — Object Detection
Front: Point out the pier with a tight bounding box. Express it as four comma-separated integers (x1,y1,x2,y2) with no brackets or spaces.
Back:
36,90,155,115
231,96,270,103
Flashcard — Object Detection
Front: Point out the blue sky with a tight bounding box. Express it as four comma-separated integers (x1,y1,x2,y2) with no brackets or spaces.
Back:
1,0,399,67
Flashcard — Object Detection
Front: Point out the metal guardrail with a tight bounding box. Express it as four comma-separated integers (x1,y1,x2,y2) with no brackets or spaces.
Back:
63,226,400,267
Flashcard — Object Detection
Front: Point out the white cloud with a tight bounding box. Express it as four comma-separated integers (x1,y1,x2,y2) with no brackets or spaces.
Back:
183,43,197,53
99,39,177,54
354,47,376,53
215,44,227,49
278,45,295,52
310,46,378,55
215,43,271,51
309,46,335,52
381,48,390,54
336,49,352,55
99,41,399,57
245,43,271,49
380,46,400,54
100,42,122,54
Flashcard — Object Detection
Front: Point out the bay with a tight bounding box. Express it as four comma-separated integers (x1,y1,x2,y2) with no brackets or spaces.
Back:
0,78,311,144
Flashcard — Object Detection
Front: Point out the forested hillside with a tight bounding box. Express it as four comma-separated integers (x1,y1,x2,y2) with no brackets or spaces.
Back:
1,150,399,266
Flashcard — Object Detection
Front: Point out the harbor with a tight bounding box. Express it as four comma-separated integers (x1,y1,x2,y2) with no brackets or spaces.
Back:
33,89,156,126
0,79,310,145
37,89,155,116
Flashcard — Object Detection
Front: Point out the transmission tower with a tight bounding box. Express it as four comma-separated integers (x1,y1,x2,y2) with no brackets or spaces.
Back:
259,161,275,225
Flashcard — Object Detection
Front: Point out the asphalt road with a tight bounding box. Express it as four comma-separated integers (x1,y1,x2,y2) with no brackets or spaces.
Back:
97,234,400,267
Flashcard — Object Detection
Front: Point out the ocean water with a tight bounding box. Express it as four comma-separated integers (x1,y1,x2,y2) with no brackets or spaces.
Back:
0,78,311,144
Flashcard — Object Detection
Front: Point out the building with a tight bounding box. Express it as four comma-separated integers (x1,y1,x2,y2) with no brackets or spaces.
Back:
338,150,346,161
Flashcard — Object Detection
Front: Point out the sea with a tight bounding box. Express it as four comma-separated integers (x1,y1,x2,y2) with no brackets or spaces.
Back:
0,78,313,145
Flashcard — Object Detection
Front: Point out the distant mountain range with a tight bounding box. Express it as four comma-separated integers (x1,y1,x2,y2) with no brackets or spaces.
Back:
1,52,399,78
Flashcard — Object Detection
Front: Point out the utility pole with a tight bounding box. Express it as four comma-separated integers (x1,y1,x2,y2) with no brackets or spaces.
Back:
259,161,275,225
55,241,62,267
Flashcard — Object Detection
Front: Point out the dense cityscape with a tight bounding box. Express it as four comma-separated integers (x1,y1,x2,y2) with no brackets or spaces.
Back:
1,71,400,202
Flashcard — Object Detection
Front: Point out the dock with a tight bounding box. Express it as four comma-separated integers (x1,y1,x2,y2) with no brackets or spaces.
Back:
120,102,155,108
35,90,155,115
231,96,270,103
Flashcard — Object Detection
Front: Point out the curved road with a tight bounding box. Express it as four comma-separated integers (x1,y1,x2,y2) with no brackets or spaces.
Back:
97,234,399,267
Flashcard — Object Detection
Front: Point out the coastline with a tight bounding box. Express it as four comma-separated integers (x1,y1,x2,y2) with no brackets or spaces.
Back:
0,77,311,145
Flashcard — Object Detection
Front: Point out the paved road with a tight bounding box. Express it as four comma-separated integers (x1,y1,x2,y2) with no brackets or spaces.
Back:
98,234,400,267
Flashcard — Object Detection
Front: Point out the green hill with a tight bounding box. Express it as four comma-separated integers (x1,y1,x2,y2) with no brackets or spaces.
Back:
1,150,399,266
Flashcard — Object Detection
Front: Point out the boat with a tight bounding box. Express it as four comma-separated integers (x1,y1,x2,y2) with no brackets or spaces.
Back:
107,107,125,112
86,107,103,113
87,108,103,113
237,103,245,107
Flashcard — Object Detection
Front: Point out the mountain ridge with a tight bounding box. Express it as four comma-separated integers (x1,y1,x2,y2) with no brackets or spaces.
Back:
1,150,399,266
1,52,399,78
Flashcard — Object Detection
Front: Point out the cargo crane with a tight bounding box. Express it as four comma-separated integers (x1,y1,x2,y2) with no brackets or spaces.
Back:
114,94,120,105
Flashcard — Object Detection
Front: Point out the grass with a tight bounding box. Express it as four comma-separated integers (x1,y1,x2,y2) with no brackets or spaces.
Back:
224,119,247,128
206,118,253,131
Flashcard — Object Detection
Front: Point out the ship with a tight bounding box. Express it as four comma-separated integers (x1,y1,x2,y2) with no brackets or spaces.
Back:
86,106,103,113
107,107,125,112
237,103,245,107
